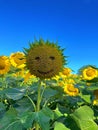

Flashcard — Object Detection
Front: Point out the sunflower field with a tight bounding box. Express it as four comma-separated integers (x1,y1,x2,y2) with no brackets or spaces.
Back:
0,39,98,130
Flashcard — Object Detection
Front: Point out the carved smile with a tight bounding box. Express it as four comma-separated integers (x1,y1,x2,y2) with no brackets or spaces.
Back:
38,69,53,74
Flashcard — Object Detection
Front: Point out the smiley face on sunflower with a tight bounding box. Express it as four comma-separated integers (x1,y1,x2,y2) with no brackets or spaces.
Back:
24,39,66,79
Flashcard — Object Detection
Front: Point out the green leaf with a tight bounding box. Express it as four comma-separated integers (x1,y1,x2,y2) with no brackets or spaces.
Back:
0,108,19,130
2,121,23,130
0,107,36,130
70,105,98,130
0,102,6,119
35,112,50,130
71,105,94,120
43,88,58,99
14,97,34,113
35,107,54,130
54,107,63,119
87,86,98,91
54,122,70,130
41,107,54,120
0,102,6,112
4,88,26,100
0,81,3,89
19,111,36,129
80,94,91,103
64,116,80,130
4,76,24,88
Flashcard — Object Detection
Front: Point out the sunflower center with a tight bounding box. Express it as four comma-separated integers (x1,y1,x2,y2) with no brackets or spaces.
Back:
86,69,95,77
67,85,76,92
0,60,5,70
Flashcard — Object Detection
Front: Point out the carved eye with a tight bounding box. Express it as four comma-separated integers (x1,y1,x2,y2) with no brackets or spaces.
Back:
35,56,40,61
49,56,55,60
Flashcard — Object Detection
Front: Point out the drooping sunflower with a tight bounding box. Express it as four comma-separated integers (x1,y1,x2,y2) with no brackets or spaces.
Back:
9,52,26,69
24,38,66,79
0,56,10,74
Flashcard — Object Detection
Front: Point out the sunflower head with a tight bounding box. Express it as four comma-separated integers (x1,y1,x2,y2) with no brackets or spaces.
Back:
64,84,79,96
62,67,72,76
24,38,66,79
0,56,10,75
78,65,98,80
9,52,26,69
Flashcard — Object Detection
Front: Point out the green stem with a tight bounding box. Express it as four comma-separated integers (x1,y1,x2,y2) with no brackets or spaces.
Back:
35,80,41,130
26,95,36,111
40,86,46,103
43,98,49,107
36,81,41,111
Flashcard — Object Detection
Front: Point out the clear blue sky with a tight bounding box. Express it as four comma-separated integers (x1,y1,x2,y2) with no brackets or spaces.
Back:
0,0,98,72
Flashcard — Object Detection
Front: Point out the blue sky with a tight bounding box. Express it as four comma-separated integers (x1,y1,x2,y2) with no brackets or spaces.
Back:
0,0,98,73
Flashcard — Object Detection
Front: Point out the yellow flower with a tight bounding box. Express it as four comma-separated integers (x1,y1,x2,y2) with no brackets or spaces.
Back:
71,74,78,78
67,79,75,84
82,67,98,80
93,99,98,105
86,82,91,86
25,38,66,79
13,69,25,77
23,71,36,83
9,52,26,69
62,67,72,76
0,56,10,74
52,75,61,80
64,84,79,96
58,81,65,87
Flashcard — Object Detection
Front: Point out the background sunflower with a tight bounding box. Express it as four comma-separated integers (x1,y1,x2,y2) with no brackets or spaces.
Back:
0,56,10,75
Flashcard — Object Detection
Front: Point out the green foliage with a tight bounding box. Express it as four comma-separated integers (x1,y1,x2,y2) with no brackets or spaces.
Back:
2,88,26,100
0,108,23,130
70,105,98,130
54,122,70,130
0,66,98,130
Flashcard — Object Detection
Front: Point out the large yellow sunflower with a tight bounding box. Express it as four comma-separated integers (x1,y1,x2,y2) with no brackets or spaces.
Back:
24,38,66,79
0,56,10,74
82,66,98,80
9,52,26,69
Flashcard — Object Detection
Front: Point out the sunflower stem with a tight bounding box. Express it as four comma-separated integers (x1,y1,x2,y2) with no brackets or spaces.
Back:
35,80,41,130
26,95,36,111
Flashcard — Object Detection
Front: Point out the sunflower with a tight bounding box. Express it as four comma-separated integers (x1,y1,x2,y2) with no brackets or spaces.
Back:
62,67,72,76
9,52,26,69
93,99,98,105
64,84,79,96
23,71,36,83
24,38,66,79
82,66,98,80
0,56,10,74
